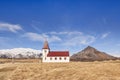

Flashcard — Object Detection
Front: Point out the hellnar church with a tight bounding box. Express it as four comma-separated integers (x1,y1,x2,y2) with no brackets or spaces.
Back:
42,40,69,62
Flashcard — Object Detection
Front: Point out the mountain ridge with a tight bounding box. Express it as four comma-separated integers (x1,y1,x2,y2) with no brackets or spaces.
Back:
71,46,118,61
0,48,42,58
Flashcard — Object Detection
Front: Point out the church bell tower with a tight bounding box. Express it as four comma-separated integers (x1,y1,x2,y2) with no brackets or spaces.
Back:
42,40,50,62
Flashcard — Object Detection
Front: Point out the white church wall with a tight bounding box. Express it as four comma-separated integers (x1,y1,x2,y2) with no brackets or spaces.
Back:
43,57,69,62
42,49,49,62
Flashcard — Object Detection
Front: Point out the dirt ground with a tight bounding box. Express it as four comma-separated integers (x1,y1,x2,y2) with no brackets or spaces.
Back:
0,59,120,80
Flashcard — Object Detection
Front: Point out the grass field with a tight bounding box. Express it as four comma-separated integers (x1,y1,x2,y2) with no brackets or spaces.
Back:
0,59,120,80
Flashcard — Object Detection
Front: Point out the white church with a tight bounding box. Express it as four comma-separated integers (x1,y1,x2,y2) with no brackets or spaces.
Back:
42,40,69,62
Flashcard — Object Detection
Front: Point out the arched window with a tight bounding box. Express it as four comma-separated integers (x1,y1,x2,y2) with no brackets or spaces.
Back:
59,57,62,60
55,57,57,60
44,50,47,53
64,57,66,60
50,57,52,60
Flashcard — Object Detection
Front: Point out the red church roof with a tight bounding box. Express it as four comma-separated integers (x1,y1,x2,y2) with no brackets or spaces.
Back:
47,51,69,57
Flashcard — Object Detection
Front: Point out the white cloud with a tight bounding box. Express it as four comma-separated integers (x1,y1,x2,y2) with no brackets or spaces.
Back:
49,31,83,35
0,22,22,33
61,32,95,46
22,32,44,41
22,32,61,42
101,32,110,39
23,31,96,46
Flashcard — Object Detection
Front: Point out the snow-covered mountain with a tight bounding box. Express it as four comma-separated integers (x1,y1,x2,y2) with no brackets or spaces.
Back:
0,48,42,58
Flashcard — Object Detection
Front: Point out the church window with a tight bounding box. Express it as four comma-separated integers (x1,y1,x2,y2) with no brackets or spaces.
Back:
55,57,57,60
64,57,66,60
44,50,47,53
59,57,62,60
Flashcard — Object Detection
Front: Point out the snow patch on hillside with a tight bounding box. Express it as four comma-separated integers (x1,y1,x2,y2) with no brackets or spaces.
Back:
0,48,42,58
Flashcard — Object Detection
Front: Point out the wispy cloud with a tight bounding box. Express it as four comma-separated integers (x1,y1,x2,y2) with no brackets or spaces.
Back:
63,35,95,46
23,31,96,46
30,20,45,33
22,32,61,42
0,22,23,33
101,32,110,39
49,31,83,35
58,31,95,46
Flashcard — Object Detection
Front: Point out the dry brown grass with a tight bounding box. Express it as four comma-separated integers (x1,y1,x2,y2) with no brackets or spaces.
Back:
0,59,120,80
0,59,41,63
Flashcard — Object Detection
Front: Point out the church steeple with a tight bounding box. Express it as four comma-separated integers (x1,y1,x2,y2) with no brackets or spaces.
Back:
42,40,50,62
42,40,50,50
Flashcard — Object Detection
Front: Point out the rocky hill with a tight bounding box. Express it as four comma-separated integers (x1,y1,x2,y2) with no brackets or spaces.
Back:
71,46,118,61
0,48,42,59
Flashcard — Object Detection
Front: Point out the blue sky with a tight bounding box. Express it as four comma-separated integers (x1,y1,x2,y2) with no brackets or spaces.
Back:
0,0,120,56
